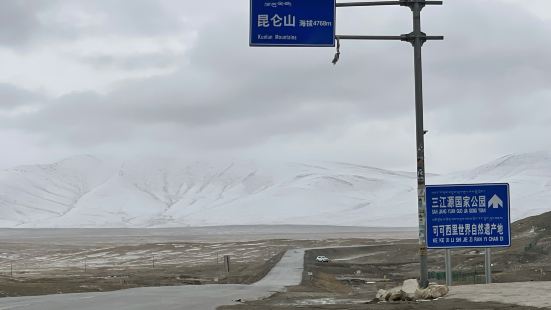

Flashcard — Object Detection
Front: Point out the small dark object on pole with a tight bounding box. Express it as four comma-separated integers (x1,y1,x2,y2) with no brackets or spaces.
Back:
332,37,341,65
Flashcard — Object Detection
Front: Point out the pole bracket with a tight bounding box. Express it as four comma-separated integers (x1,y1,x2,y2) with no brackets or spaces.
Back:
400,0,425,10
401,31,426,46
399,0,443,9
401,32,444,46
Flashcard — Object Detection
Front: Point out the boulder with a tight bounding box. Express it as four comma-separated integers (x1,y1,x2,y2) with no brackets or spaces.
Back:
415,284,449,299
375,288,388,300
400,279,419,300
375,286,403,301
375,279,448,302
387,286,404,301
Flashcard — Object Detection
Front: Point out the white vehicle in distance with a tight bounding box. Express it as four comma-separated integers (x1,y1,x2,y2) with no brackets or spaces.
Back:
315,255,329,262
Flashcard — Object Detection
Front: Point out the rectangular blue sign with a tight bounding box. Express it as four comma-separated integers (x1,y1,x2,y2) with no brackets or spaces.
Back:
250,0,336,47
426,183,511,249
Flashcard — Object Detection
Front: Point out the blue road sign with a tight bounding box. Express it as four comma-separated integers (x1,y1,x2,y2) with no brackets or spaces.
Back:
250,0,336,47
426,183,511,249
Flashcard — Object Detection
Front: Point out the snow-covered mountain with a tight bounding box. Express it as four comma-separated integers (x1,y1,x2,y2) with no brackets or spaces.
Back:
0,153,550,228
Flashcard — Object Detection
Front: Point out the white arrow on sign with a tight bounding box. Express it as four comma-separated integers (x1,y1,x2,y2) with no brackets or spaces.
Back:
488,194,503,208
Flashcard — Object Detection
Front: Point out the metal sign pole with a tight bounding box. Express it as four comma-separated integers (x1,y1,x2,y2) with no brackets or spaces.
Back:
445,249,452,286
334,0,443,288
485,248,492,284
251,2,443,287
410,0,429,289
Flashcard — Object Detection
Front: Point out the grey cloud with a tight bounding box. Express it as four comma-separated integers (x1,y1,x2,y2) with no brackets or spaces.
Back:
0,0,189,48
0,0,85,48
51,0,188,37
1,0,550,159
87,0,185,36
79,52,185,71
0,84,41,110
0,1,44,46
420,0,551,134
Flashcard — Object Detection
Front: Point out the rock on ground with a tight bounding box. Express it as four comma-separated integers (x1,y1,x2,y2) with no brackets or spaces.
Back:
388,287,405,301
375,279,449,302
401,279,419,300
415,283,449,299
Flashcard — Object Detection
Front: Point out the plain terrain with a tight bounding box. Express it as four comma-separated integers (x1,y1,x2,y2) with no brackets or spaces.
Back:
1,212,551,309
220,212,551,309
0,226,414,297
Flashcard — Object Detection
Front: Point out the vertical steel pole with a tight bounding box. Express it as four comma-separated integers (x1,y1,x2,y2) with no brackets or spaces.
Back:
333,0,442,289
445,249,452,286
411,1,428,289
485,248,492,284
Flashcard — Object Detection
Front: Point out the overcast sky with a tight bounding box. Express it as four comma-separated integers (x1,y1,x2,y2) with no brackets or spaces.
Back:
0,0,550,173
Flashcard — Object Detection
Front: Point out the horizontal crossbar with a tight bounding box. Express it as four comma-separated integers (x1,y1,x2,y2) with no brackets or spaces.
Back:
336,1,443,7
337,35,403,40
336,35,444,40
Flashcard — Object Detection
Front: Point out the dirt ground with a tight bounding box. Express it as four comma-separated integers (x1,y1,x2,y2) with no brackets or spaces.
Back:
219,299,540,310
219,214,551,310
0,256,282,297
219,241,549,309
2,214,551,308
0,237,392,297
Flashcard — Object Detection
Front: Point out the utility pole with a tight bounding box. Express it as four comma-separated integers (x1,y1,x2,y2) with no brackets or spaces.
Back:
335,0,443,288
410,0,430,289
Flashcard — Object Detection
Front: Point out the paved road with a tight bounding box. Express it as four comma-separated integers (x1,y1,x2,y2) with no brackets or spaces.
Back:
0,249,305,310
448,281,551,309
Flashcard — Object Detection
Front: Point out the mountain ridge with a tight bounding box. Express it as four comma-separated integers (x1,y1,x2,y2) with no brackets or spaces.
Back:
1,152,550,228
